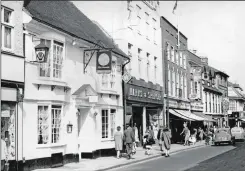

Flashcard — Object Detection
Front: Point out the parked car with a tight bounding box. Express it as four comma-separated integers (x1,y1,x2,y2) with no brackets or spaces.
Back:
231,127,245,141
213,128,235,146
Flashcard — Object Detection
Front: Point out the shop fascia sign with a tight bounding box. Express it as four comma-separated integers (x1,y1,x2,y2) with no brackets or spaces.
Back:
128,86,162,101
190,102,203,110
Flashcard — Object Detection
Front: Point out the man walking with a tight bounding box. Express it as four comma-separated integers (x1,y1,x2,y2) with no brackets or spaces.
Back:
123,124,135,159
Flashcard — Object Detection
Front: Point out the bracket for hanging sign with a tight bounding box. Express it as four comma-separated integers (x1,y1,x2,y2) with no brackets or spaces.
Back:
83,44,114,74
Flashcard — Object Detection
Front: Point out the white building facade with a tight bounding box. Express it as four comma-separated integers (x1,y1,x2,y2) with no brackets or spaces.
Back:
228,82,245,127
74,1,163,142
20,1,128,170
1,1,25,171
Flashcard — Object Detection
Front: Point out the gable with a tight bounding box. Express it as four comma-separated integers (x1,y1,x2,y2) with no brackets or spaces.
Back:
72,84,97,98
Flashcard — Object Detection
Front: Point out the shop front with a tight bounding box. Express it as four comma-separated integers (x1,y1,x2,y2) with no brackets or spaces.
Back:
124,78,163,145
1,82,24,171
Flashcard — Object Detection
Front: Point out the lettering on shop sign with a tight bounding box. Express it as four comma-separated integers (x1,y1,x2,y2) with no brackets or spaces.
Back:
191,102,203,111
129,87,162,101
126,85,162,104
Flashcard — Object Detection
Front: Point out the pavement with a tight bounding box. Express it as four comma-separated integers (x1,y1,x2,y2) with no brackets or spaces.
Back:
33,141,207,171
111,143,236,171
185,142,245,171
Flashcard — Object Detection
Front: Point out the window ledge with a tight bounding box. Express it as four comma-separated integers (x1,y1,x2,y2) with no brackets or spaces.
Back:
36,143,66,149
34,78,69,87
101,139,114,142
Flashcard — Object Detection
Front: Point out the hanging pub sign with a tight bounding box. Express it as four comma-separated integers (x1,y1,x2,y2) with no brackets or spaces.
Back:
96,50,112,74
35,42,49,63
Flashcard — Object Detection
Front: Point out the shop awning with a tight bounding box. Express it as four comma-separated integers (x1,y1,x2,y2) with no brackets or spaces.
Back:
192,112,216,122
175,110,205,121
169,109,194,121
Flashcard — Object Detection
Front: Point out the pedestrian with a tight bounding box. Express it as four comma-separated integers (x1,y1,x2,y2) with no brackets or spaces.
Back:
180,122,190,146
161,127,171,157
149,126,155,142
198,127,204,141
1,138,7,171
123,123,135,159
157,126,164,152
143,129,154,155
114,126,123,159
133,123,139,147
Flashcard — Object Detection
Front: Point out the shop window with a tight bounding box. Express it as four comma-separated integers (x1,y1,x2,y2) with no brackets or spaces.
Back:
1,7,14,51
1,102,16,160
51,105,62,143
37,104,62,145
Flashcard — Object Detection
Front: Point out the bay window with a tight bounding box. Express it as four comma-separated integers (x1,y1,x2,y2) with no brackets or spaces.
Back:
101,109,116,139
37,104,62,145
101,60,117,89
1,6,14,51
36,38,64,79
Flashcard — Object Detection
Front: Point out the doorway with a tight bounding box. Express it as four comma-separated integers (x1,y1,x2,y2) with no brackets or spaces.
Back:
132,107,143,146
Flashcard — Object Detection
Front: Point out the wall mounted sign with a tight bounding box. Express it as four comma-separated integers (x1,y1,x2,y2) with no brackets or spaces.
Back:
125,84,163,104
190,102,203,111
96,51,112,73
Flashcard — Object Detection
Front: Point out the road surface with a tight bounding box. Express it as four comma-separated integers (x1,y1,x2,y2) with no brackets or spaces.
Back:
111,143,237,171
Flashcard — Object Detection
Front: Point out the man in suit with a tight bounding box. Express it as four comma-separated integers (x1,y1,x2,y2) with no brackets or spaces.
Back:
123,123,135,159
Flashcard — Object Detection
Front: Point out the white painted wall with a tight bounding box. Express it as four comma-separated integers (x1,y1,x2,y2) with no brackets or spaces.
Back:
23,17,125,161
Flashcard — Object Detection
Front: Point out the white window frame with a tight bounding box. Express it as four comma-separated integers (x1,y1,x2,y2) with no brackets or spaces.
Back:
176,50,179,65
136,5,141,34
128,43,133,72
171,46,175,63
138,48,142,76
183,54,186,69
176,70,179,97
179,52,183,67
37,38,65,80
154,56,157,83
172,70,176,97
167,42,170,60
1,6,14,52
37,103,63,145
101,59,117,90
101,108,116,140
168,65,171,95
146,53,150,80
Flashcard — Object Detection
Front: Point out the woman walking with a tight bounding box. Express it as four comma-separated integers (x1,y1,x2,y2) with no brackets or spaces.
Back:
180,123,190,146
114,126,123,159
161,127,171,157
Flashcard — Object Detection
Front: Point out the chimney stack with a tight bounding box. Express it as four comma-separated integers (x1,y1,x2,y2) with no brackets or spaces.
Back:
201,57,208,65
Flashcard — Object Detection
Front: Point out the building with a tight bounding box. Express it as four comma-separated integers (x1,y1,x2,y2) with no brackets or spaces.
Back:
1,1,25,171
21,1,128,170
73,1,164,143
228,82,245,128
160,16,191,138
188,51,216,127
201,58,229,127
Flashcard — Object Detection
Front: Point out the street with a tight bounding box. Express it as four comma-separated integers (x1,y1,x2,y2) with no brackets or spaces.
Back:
111,143,238,171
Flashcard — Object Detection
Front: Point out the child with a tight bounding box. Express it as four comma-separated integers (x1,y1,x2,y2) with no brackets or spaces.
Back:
143,130,153,155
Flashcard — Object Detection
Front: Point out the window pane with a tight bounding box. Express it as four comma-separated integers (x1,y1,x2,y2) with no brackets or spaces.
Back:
101,109,109,139
51,106,62,143
4,27,11,49
38,105,49,144
4,9,11,23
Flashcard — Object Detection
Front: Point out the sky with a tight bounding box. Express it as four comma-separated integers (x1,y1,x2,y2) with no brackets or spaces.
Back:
73,1,245,90
161,1,245,89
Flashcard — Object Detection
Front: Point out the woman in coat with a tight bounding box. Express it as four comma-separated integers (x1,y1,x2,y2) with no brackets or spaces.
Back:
114,126,123,159
162,127,171,157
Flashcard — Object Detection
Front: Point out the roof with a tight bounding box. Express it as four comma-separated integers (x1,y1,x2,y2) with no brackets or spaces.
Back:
228,83,245,100
202,65,229,78
25,0,128,59
160,16,188,40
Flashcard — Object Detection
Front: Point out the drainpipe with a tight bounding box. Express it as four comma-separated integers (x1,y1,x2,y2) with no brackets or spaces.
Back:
122,59,130,131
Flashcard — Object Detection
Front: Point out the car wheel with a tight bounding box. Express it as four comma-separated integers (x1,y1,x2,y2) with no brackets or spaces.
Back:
214,142,218,146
